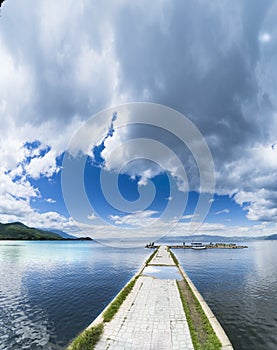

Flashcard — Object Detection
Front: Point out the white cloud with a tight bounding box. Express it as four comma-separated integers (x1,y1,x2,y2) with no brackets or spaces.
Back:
24,149,60,179
87,212,97,221
46,198,56,204
0,167,39,201
99,118,198,194
234,189,277,222
181,214,194,220
109,210,158,227
0,204,80,235
215,209,230,215
215,141,277,221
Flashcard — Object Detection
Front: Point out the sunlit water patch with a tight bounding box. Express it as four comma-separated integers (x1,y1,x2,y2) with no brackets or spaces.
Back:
142,265,182,280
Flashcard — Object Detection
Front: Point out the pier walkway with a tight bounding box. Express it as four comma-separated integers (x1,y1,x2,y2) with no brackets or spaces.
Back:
95,245,193,350
149,245,176,266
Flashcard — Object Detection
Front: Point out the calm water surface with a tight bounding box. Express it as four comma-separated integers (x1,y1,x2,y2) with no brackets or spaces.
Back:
0,241,149,349
0,240,276,350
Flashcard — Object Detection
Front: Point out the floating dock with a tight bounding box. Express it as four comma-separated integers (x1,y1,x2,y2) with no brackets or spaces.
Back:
170,244,247,249
69,246,233,350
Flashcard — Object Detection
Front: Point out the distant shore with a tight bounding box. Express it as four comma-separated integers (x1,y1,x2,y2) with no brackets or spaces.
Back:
170,243,248,249
146,243,248,249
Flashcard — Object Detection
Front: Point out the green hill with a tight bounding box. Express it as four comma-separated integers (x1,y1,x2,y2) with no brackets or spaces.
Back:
0,222,63,240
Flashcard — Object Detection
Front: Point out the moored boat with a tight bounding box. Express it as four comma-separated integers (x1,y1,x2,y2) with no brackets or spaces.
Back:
191,245,207,250
191,242,207,250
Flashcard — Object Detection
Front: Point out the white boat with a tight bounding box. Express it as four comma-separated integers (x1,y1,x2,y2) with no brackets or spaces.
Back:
191,245,207,250
191,242,207,250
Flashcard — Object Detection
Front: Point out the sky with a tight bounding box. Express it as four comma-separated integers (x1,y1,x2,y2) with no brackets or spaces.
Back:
1,0,277,244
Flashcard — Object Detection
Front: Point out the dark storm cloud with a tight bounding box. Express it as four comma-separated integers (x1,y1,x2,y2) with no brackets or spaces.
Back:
113,0,274,154
1,0,274,133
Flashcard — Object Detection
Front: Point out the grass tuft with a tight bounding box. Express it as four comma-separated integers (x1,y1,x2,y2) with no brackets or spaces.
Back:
169,248,221,350
69,323,104,350
177,279,221,350
145,247,158,265
169,248,179,266
68,269,140,348
103,277,138,322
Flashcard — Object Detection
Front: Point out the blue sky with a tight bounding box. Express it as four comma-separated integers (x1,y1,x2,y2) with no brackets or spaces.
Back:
1,0,277,242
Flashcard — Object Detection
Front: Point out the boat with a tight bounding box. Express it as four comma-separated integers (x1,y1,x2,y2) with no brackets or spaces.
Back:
191,242,207,250
191,245,207,250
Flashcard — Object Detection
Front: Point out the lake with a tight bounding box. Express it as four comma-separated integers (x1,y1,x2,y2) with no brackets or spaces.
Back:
0,240,276,349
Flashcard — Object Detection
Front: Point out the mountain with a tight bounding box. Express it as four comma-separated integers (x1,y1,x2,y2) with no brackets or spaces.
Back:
50,229,77,239
264,234,277,240
159,234,251,243
48,229,92,240
0,222,64,240
159,234,275,243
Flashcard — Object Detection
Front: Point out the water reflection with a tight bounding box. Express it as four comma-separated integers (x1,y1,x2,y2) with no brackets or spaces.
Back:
142,265,182,280
0,243,53,350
